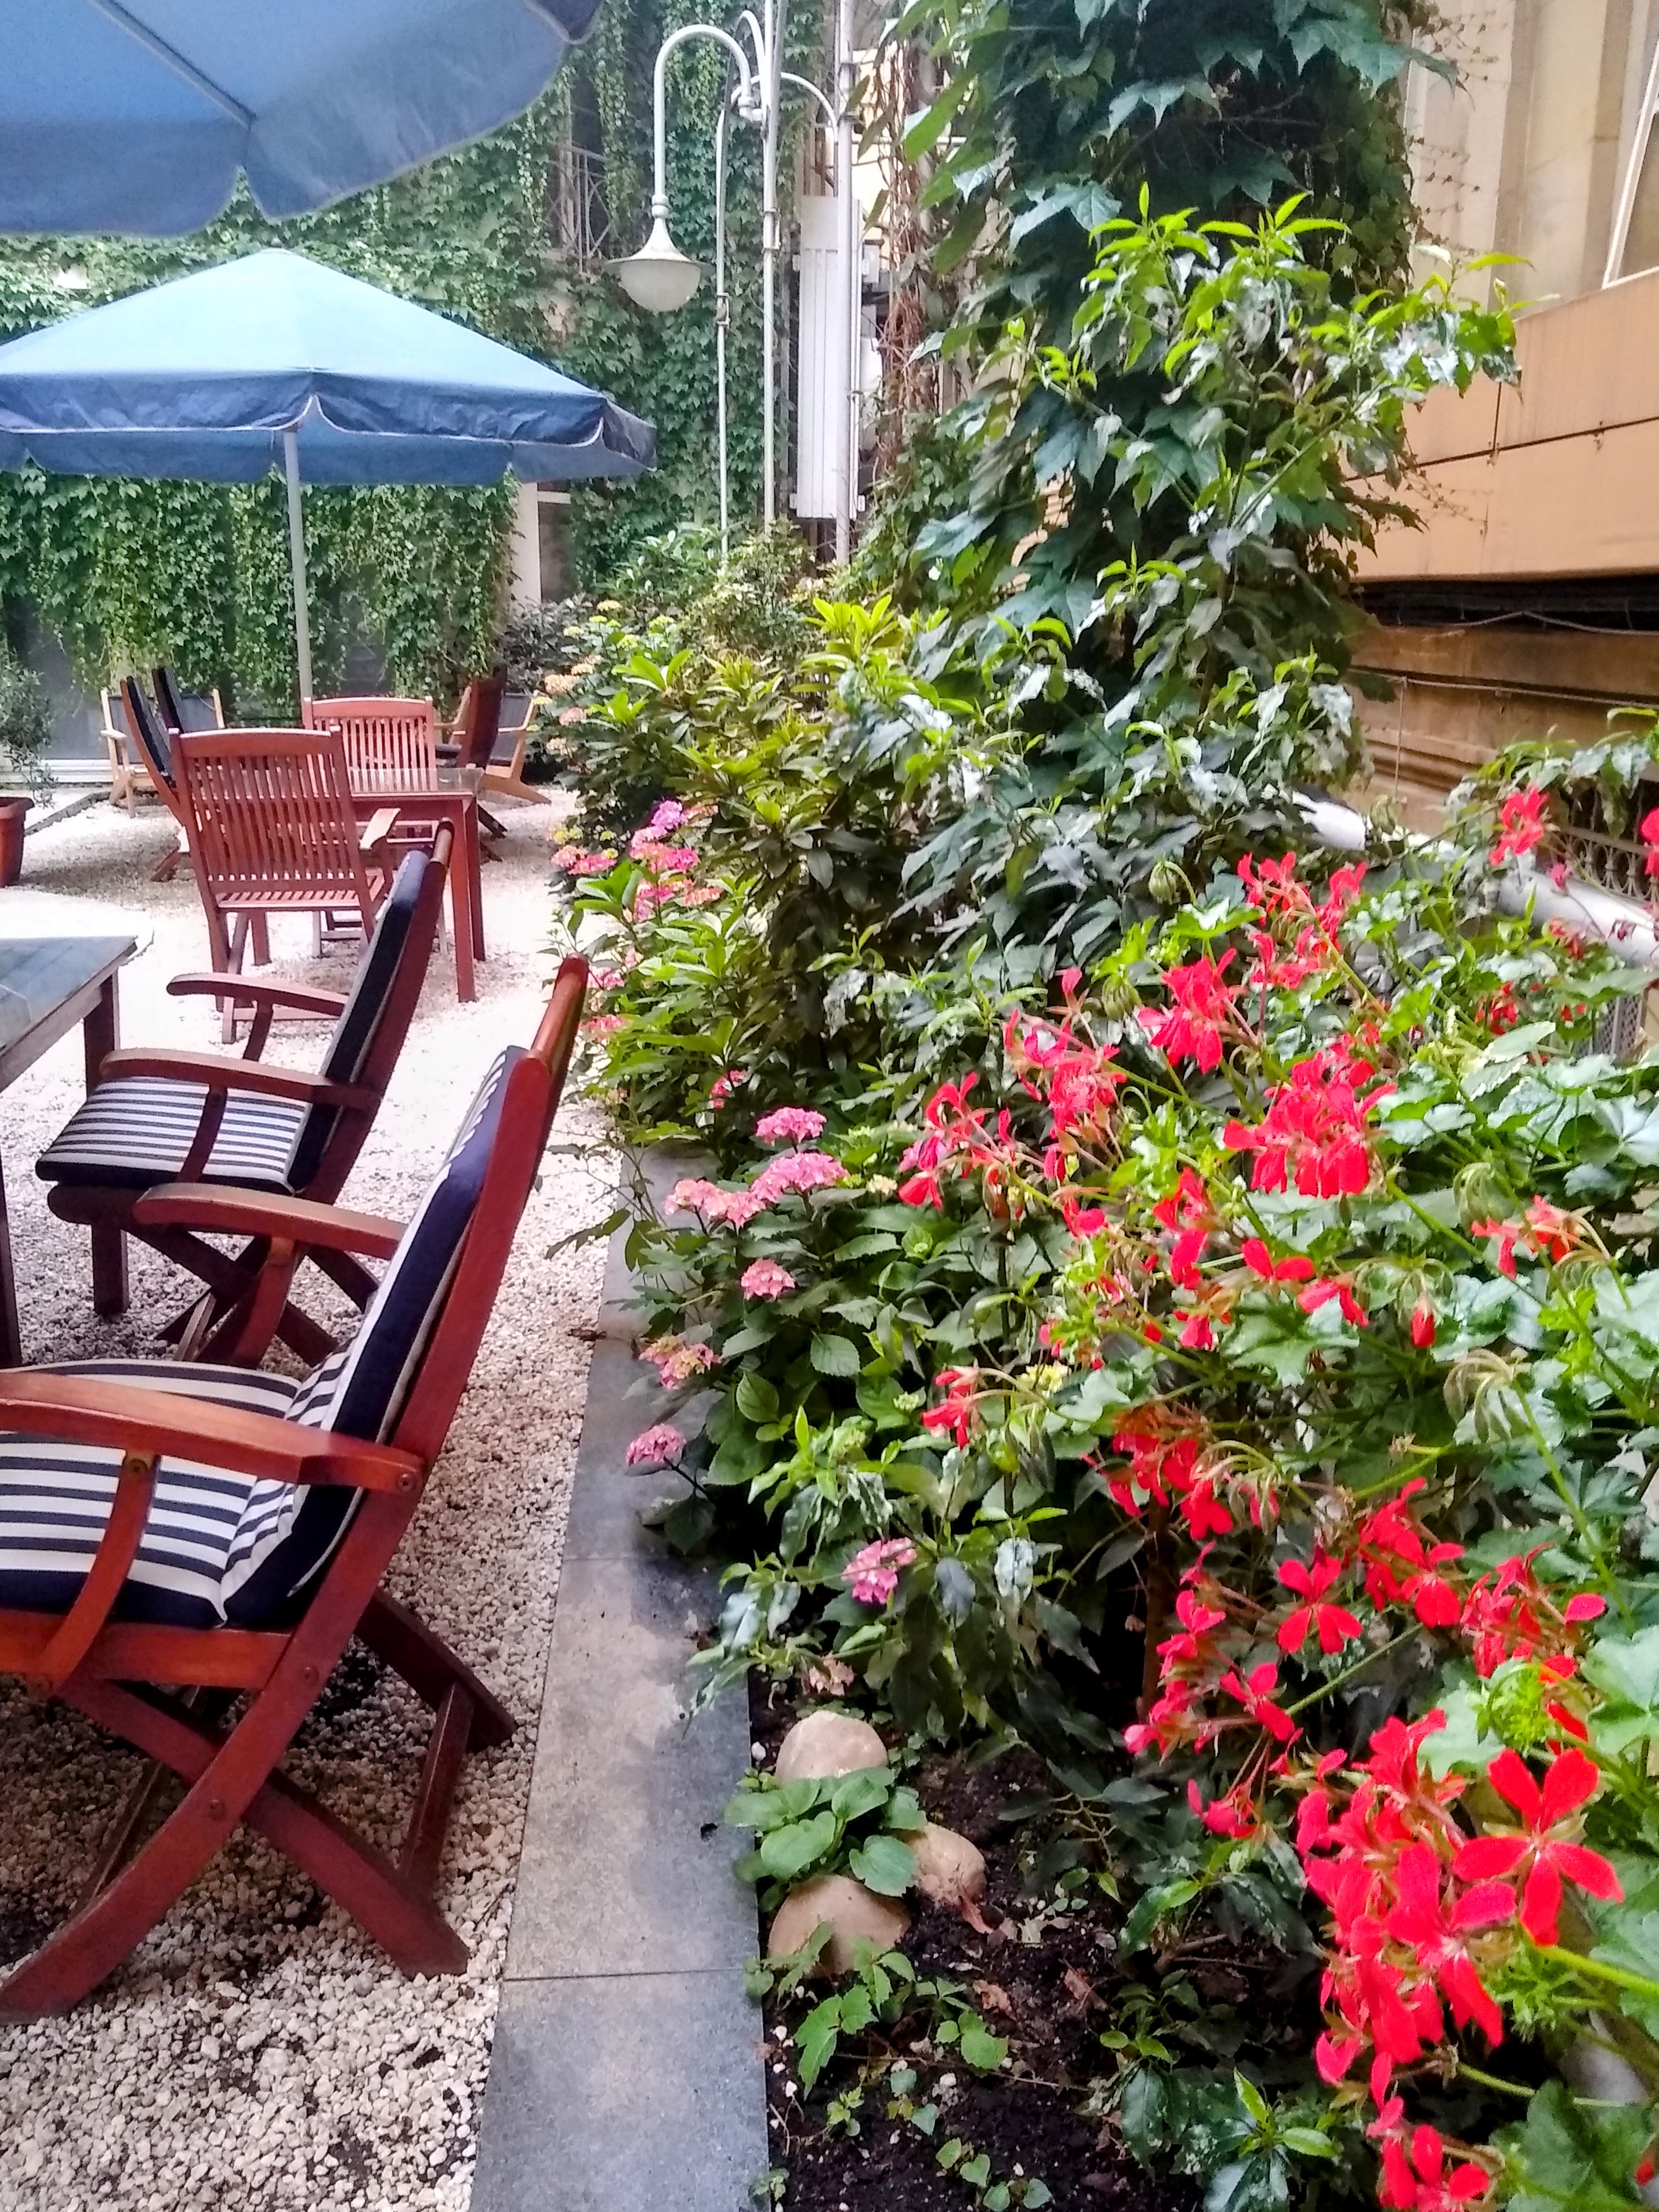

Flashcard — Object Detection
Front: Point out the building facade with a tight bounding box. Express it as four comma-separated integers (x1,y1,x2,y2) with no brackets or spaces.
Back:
1353,0,1659,823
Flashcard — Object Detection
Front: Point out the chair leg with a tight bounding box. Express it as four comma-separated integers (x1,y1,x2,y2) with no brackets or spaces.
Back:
142,1227,339,1369
252,914,271,966
360,1590,516,1750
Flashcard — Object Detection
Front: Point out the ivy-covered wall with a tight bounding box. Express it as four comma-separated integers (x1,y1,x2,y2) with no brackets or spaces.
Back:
0,0,823,716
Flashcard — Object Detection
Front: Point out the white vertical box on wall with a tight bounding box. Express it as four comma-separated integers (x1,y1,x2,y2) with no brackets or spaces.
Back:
793,193,843,522
507,479,542,606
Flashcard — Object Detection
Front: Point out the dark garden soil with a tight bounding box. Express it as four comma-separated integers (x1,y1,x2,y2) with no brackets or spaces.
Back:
749,1681,1201,2212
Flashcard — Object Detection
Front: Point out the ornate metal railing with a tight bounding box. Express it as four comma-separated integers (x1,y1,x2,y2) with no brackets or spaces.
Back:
549,144,611,269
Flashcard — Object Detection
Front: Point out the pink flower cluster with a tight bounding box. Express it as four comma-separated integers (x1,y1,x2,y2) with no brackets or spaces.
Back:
665,1177,768,1228
639,1336,719,1387
740,1258,796,1299
624,1422,684,1468
842,1537,917,1606
755,1105,827,1146
553,846,615,876
749,1149,846,1206
709,1068,748,1108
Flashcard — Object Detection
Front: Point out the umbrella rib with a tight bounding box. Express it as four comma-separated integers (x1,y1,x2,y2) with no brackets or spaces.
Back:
82,0,255,127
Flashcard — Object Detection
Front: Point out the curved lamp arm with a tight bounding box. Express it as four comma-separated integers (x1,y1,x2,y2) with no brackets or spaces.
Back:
781,70,836,129
653,25,759,218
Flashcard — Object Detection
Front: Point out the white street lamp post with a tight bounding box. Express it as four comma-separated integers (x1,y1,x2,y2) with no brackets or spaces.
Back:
616,0,861,548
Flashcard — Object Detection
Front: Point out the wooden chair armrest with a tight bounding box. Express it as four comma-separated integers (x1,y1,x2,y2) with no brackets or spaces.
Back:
0,1372,420,1495
95,1047,375,1112
360,805,401,851
168,973,350,1020
132,1184,407,1259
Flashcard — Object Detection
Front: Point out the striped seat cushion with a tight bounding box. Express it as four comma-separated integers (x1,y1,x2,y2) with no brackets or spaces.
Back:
0,1358,346,1630
35,848,432,1199
2,1048,522,1633
36,1077,306,1192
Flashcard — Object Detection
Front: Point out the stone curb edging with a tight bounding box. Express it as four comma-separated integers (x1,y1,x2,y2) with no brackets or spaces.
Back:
469,1152,767,2211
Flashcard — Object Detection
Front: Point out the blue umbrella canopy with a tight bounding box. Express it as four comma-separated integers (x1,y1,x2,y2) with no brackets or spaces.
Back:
0,0,597,234
0,248,654,481
0,248,652,695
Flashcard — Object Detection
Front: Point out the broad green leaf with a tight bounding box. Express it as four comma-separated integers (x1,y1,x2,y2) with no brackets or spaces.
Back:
811,1332,861,1378
759,1810,839,1881
849,1832,917,1895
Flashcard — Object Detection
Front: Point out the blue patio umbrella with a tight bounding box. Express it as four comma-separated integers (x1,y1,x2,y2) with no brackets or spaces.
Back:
0,0,598,235
0,248,653,695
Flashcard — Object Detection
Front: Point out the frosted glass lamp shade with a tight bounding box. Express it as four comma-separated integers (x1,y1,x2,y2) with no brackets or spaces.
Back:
614,218,703,313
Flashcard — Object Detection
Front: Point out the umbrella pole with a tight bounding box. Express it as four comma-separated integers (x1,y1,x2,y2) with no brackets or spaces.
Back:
282,427,314,706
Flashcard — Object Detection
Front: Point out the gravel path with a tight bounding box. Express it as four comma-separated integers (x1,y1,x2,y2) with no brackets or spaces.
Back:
0,799,612,2212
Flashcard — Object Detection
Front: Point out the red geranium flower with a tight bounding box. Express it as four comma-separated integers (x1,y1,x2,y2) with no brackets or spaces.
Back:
1378,2123,1491,2212
1489,785,1548,868
1277,1549,1363,1655
1452,1747,1622,1944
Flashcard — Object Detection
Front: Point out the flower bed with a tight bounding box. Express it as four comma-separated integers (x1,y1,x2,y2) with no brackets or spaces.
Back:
544,208,1659,2212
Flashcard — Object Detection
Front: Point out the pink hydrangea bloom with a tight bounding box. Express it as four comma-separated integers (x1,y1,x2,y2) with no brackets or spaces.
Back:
629,830,700,871
749,1150,846,1207
633,882,679,916
625,1422,685,1468
755,1106,827,1146
681,884,725,907
639,1337,719,1386
553,847,615,876
740,1258,796,1299
666,1178,730,1217
843,1538,917,1606
649,798,690,832
709,1068,749,1108
582,1013,624,1037
665,1178,767,1229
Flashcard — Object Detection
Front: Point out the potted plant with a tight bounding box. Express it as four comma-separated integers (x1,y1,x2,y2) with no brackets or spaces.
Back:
0,651,53,886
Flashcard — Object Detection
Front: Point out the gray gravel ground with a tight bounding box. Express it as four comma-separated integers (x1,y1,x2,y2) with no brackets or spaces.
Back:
0,798,611,2211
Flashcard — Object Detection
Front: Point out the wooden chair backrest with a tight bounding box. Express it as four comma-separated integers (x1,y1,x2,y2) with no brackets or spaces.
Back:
304,696,438,793
390,956,589,1469
174,727,378,912
303,826,455,1203
152,666,226,734
454,669,508,773
118,677,187,826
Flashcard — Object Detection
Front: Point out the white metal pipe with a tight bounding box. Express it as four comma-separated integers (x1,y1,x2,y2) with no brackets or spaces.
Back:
834,0,856,565
758,0,785,528
781,67,835,126
715,97,731,567
281,426,313,706
1296,794,1659,969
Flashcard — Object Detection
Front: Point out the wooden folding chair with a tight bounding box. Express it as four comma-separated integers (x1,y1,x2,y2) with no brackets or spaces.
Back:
480,688,553,809
303,696,439,793
0,958,587,2019
38,839,451,1367
173,726,400,1018
99,690,147,815
440,668,509,847
119,677,194,880
150,665,226,737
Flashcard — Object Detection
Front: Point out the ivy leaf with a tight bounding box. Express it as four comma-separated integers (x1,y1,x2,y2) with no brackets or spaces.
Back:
958,2019,1008,2070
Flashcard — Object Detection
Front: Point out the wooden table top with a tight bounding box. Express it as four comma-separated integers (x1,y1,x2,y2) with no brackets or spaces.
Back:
0,936,136,1088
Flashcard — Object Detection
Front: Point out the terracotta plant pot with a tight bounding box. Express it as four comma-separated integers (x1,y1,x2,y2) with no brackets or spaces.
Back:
0,795,30,888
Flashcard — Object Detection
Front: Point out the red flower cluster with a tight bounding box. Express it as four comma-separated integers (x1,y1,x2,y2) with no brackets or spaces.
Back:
1470,1198,1591,1278
1005,1008,1125,1176
1459,1549,1605,1680
1137,954,1240,1075
1101,1415,1236,1538
898,1074,1016,1209
1488,785,1549,868
1224,1039,1390,1199
921,1366,980,1448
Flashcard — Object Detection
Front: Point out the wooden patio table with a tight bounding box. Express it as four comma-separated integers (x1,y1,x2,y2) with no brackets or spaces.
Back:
347,788,484,1002
0,933,137,1359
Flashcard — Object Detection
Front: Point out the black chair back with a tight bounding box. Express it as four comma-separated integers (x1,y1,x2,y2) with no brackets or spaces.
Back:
119,678,175,790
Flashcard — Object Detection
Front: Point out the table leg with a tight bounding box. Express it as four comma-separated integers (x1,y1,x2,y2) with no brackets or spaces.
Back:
85,976,128,1318
448,814,477,1003
466,806,486,961
0,1156,20,1368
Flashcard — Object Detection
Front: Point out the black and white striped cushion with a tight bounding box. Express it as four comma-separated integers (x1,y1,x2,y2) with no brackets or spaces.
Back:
35,1077,307,1192
0,1358,311,1629
1,1049,523,1632
35,848,432,1199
